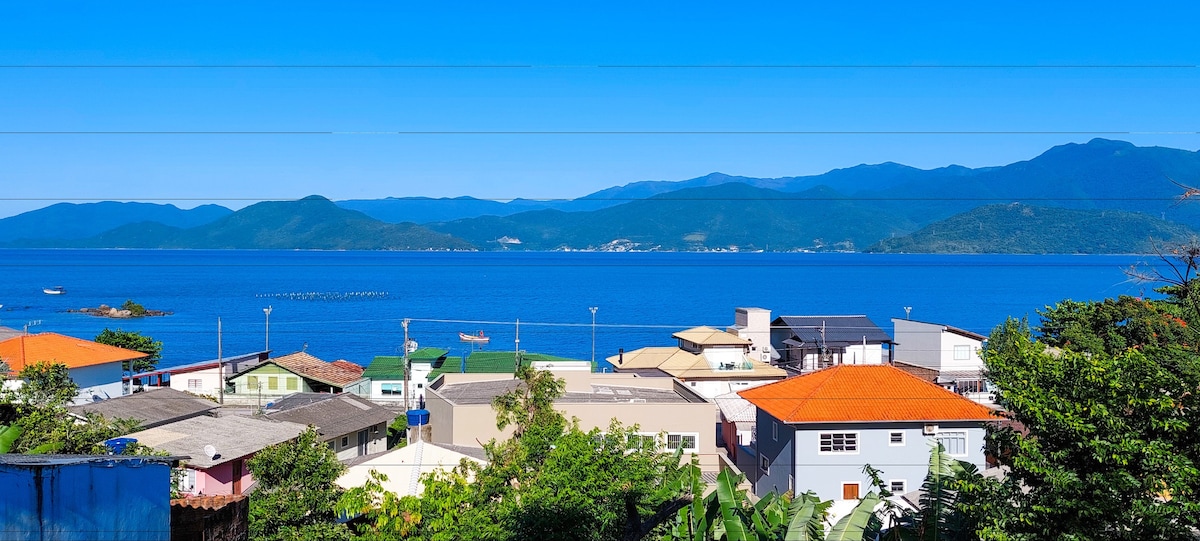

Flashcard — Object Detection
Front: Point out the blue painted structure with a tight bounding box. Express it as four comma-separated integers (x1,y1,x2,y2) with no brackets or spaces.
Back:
0,454,180,541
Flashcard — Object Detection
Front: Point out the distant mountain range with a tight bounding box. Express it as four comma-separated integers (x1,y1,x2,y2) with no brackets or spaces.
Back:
2,138,1198,253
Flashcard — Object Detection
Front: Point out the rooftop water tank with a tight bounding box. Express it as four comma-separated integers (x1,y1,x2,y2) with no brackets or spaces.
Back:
104,437,138,455
406,409,430,426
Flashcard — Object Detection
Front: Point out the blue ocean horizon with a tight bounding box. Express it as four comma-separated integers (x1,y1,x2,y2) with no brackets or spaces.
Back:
0,250,1164,372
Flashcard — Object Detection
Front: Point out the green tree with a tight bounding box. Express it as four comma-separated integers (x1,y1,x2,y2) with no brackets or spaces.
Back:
977,309,1200,540
0,361,140,454
121,299,148,317
247,426,355,541
95,328,162,373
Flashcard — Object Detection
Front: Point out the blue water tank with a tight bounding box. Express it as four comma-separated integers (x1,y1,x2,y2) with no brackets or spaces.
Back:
104,437,138,455
406,409,430,426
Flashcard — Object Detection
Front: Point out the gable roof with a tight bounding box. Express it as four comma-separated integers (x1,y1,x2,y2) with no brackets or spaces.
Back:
738,364,996,424
337,441,486,497
774,316,893,347
237,352,365,387
672,326,751,347
264,393,398,437
124,415,307,469
68,387,219,429
607,347,786,380
0,332,148,372
892,318,988,342
362,350,451,381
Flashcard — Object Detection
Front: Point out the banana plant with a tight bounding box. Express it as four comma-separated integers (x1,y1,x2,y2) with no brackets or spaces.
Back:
0,423,20,453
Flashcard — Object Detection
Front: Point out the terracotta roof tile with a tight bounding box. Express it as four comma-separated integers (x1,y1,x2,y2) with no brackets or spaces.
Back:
171,493,247,510
271,352,363,386
0,332,147,372
738,364,997,423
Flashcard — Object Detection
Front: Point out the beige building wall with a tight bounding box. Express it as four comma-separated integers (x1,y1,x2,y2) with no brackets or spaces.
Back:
425,372,718,470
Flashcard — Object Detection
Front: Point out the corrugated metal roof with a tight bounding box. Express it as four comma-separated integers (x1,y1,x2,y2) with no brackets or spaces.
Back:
774,316,893,347
738,364,996,423
68,388,218,429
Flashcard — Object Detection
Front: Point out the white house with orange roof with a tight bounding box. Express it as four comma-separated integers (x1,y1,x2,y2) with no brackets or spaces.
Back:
0,332,149,404
739,364,996,502
608,326,787,399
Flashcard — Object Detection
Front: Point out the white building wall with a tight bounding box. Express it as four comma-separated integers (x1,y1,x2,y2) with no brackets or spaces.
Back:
168,367,224,397
939,332,985,373
731,308,774,363
842,344,884,365
686,379,774,399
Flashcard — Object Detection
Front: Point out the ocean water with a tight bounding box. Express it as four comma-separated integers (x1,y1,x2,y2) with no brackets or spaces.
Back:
0,250,1163,370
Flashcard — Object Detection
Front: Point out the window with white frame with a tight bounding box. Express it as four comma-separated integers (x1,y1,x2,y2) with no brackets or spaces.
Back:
889,431,905,446
935,431,968,456
760,454,769,473
627,433,657,451
953,345,971,361
819,432,858,453
381,383,403,395
187,379,202,390
666,432,698,453
889,480,907,494
178,468,197,493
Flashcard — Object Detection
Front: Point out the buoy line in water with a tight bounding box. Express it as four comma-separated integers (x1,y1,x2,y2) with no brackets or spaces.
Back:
254,291,390,302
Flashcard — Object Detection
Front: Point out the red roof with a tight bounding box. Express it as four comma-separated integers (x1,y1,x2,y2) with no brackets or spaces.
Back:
738,364,997,423
0,332,148,373
269,352,364,387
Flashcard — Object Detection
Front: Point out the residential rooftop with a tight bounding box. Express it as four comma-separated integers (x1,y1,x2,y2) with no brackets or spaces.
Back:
774,315,893,347
0,332,148,372
264,393,398,437
235,351,365,387
672,326,752,347
428,351,588,380
124,415,307,469
607,346,786,380
435,378,694,405
68,387,218,429
363,349,449,380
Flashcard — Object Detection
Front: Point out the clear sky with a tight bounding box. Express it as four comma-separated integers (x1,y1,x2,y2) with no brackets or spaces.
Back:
0,1,1197,217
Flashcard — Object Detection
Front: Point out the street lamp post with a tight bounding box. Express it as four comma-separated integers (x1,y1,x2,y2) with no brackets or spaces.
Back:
589,306,598,365
263,306,273,351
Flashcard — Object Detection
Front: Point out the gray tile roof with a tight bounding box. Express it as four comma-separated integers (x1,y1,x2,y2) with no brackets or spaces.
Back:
264,392,336,412
775,316,893,347
124,415,307,469
437,380,692,405
264,393,398,438
69,388,219,429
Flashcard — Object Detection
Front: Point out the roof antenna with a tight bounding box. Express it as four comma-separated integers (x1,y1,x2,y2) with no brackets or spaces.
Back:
903,307,912,320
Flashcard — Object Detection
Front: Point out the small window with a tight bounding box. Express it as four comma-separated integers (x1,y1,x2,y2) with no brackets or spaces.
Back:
953,345,971,361
286,377,298,391
187,379,202,390
267,377,278,391
935,431,968,456
381,384,403,395
666,433,698,452
247,375,258,389
760,454,769,473
842,483,860,500
889,480,907,494
819,433,858,453
772,421,778,441
341,436,349,447
627,433,657,450
889,431,905,446
372,426,379,434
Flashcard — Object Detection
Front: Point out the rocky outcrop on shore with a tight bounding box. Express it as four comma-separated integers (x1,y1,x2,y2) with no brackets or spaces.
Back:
68,304,171,318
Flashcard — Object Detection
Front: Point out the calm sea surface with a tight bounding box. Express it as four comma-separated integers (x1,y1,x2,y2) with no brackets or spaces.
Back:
0,250,1165,370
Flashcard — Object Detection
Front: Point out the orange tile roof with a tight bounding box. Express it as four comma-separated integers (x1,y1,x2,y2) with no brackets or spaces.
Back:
270,352,364,387
171,493,247,510
0,332,148,372
738,364,997,424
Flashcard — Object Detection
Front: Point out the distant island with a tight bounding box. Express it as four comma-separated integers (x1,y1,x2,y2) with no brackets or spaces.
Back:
2,139,1199,254
68,300,171,319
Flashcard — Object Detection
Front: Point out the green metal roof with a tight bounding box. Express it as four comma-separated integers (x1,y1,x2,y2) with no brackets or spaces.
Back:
428,351,589,379
363,349,450,380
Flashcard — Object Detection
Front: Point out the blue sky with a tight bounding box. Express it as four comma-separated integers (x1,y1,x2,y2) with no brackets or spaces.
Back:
0,1,1197,217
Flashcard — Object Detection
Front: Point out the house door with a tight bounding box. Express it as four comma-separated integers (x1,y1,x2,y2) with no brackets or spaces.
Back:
842,483,859,500
232,460,243,494
357,429,369,456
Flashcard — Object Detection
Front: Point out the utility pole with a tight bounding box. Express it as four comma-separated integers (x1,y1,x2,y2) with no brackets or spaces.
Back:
514,319,521,374
263,305,273,351
402,318,410,411
589,306,598,365
217,317,224,405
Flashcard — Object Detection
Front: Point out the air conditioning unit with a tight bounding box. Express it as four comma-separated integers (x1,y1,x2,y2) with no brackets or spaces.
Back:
923,424,938,435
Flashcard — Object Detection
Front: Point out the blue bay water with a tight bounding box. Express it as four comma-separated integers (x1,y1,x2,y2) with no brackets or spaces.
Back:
0,250,1164,371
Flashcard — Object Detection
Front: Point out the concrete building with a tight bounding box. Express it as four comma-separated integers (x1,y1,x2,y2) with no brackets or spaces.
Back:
0,332,149,404
425,371,720,470
727,307,774,364
263,393,397,461
739,364,995,502
891,318,992,404
337,442,487,497
609,326,787,399
224,351,367,405
770,315,893,373
125,350,269,397
361,348,447,409
125,415,307,496
1,454,181,541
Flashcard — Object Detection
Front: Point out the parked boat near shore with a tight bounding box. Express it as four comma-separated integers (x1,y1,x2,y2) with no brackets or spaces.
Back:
43,286,65,295
459,331,490,343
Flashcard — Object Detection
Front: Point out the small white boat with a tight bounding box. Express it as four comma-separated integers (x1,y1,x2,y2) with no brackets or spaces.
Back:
43,286,66,295
459,331,490,343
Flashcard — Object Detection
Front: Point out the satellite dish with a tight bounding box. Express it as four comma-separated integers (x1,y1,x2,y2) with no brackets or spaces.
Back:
204,445,218,460
405,339,419,354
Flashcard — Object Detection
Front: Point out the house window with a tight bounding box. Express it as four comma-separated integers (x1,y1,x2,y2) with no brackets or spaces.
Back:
889,480,907,494
187,379,202,390
268,377,279,391
381,383,403,396
247,375,258,389
760,454,769,474
179,468,196,493
666,433,699,453
889,431,905,446
936,431,968,456
842,483,860,500
956,379,986,394
341,436,349,447
286,377,298,391
772,421,778,441
953,345,971,361
819,433,858,454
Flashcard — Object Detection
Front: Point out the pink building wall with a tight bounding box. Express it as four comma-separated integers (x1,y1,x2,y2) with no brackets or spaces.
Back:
192,456,256,496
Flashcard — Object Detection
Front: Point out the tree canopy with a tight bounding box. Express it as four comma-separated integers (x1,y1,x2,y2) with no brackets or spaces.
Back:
95,328,163,373
0,361,140,454
247,426,355,541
